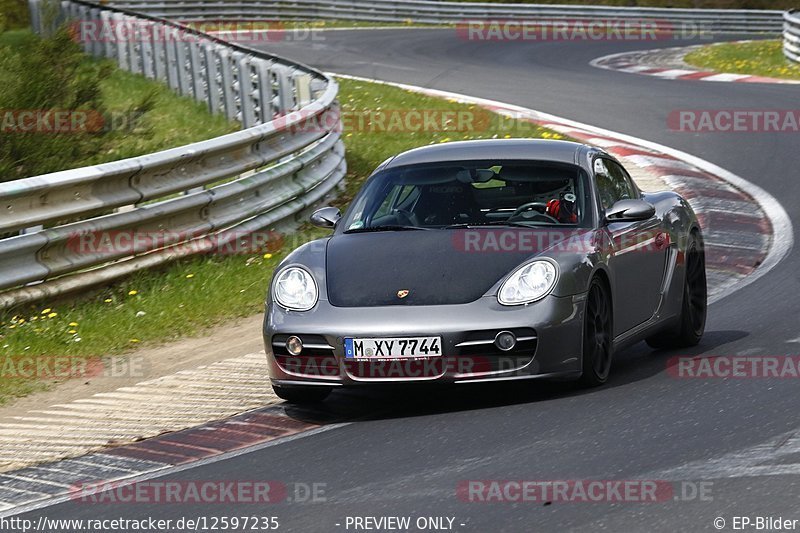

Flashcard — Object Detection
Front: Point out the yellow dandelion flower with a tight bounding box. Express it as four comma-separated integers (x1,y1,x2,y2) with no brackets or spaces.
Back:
129,338,140,343
185,274,195,279
128,290,138,296
263,253,273,259
104,298,113,303
41,308,52,314
68,330,77,334
69,322,78,327
47,312,57,318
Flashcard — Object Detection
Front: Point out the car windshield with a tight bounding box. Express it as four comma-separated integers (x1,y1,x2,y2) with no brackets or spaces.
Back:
340,160,590,231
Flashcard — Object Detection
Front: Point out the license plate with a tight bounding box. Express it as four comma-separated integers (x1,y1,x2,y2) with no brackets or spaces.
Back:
344,336,442,359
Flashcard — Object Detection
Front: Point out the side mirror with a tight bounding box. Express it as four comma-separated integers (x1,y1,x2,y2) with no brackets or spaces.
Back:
310,206,341,229
605,199,655,222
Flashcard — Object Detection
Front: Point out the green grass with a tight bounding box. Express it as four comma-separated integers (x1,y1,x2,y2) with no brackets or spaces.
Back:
336,78,565,203
0,28,30,47
0,76,568,404
0,30,238,177
0,0,29,31
87,66,239,164
684,40,800,81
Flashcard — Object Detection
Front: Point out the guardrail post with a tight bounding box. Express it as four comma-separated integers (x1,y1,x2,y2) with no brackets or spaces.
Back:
86,7,102,58
128,16,142,75
74,4,92,56
236,53,257,128
218,48,238,122
20,224,45,285
203,43,222,114
152,28,167,81
189,40,206,102
140,21,155,78
175,41,192,96
165,37,180,91
112,13,129,70
100,9,114,60
28,0,42,34
255,61,273,123
273,65,294,114
294,73,313,108
785,11,800,64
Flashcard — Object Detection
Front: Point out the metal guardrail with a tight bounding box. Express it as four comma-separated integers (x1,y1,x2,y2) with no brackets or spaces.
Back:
108,0,785,33
785,11,800,64
0,0,345,309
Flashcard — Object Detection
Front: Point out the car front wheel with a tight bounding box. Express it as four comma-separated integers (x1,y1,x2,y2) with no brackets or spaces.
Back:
646,231,707,349
579,277,614,387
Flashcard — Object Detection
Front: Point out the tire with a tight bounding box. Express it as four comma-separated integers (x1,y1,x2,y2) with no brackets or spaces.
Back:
272,383,332,404
579,277,614,387
646,231,707,349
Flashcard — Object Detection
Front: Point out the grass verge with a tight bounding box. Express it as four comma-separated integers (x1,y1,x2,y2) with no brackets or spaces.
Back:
0,76,567,404
684,40,800,81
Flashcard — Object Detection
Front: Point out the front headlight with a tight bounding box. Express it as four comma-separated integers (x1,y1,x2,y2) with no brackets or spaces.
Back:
273,266,318,311
498,260,558,306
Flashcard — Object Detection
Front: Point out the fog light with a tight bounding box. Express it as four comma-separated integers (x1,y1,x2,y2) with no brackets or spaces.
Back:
286,336,303,355
494,331,517,352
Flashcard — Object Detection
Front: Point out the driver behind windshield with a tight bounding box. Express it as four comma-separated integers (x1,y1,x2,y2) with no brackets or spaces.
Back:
343,161,587,231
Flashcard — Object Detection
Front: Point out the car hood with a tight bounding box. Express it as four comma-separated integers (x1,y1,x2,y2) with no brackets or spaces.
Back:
325,228,587,307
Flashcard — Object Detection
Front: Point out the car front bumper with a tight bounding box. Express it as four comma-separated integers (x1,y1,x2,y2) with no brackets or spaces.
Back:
263,294,586,387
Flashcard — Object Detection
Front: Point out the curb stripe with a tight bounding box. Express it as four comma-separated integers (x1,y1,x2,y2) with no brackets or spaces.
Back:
0,405,326,515
591,45,800,85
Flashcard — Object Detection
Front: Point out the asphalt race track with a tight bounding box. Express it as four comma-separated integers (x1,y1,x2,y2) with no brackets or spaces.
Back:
18,30,800,532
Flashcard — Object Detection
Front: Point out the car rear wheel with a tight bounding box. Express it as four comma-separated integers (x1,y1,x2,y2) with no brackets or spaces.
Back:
646,232,707,349
272,383,332,404
579,278,613,387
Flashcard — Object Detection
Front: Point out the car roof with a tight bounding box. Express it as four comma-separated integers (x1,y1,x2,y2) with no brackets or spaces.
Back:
382,139,594,169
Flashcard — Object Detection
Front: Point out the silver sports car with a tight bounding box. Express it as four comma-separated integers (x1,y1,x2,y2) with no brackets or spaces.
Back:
263,140,707,403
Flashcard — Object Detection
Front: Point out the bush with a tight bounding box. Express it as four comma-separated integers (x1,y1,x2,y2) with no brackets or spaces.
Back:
0,28,108,180
0,28,156,180
0,0,30,31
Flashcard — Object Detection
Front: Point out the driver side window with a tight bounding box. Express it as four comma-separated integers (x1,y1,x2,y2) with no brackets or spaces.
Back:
594,158,635,210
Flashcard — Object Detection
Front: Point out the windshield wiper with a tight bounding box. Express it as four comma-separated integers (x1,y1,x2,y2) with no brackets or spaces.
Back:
444,221,537,229
343,225,432,234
